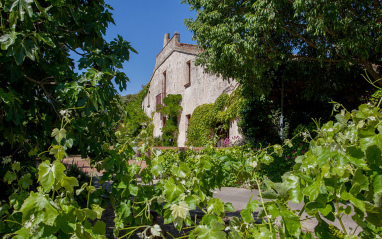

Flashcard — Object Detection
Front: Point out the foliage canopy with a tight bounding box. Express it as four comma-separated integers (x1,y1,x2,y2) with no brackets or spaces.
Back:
183,0,382,88
0,0,136,162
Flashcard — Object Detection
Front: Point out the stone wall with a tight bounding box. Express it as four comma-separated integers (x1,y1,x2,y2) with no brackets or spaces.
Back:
142,32,241,146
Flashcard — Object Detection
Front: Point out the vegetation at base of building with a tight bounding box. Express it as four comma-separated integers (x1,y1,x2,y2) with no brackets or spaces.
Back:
2,102,382,238
156,94,183,146
118,84,153,145
186,88,243,146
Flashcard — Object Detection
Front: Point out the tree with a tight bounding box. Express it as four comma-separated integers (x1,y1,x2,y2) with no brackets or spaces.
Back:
183,0,382,87
0,0,136,164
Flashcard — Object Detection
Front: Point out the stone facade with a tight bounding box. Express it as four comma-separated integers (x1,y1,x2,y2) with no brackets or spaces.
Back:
142,32,241,146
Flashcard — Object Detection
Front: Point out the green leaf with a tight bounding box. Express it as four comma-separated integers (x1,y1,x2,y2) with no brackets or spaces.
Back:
164,177,183,202
279,203,301,238
93,220,106,235
366,145,382,166
352,168,369,192
38,160,66,191
359,126,382,151
61,176,79,193
185,195,196,210
191,221,226,239
285,174,303,203
5,0,33,21
0,32,17,50
303,178,321,201
251,227,273,239
13,227,31,238
224,202,235,212
49,145,65,160
51,128,67,142
207,198,225,216
11,161,20,171
4,171,17,183
20,191,59,225
19,173,33,189
128,184,138,196
172,161,191,178
372,175,382,206
170,201,189,220
318,204,333,216
240,208,252,223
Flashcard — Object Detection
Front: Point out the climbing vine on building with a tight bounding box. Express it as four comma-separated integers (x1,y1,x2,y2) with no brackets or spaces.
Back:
157,94,183,146
186,88,243,146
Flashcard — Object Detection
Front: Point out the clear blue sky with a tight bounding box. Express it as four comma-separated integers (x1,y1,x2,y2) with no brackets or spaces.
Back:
103,0,197,96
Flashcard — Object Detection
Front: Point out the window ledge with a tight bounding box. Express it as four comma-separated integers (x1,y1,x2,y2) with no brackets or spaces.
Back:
184,82,191,88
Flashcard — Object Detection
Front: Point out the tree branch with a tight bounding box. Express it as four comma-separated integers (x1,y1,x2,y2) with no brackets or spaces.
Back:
63,42,88,57
290,55,343,63
281,26,318,49
23,74,62,119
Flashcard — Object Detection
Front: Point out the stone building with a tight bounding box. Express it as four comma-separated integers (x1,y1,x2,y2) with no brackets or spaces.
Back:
142,32,241,146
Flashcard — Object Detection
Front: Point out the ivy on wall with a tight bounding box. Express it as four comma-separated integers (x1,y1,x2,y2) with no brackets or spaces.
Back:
186,88,243,146
157,94,183,146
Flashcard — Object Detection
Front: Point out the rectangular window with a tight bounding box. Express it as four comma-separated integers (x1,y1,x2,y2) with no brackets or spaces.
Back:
185,61,191,87
148,91,150,108
186,114,191,129
163,72,167,98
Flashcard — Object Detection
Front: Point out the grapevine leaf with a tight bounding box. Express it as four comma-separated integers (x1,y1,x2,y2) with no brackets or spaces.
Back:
20,191,59,225
279,203,301,238
19,173,32,189
372,175,382,206
51,128,67,142
191,221,226,239
170,201,189,220
185,195,196,210
318,204,333,216
224,202,235,212
11,162,20,171
240,208,252,223
4,171,17,183
61,176,79,193
365,145,382,166
164,177,183,202
285,173,303,203
128,184,138,196
303,179,321,201
359,126,382,151
251,227,273,239
207,198,225,216
352,168,369,191
38,160,66,191
93,220,106,235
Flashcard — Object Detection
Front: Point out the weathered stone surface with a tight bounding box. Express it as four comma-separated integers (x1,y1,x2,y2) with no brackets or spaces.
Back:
142,32,241,146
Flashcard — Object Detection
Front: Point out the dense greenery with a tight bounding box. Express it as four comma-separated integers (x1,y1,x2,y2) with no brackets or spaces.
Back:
187,89,243,146
1,1,382,238
182,0,382,87
2,102,382,238
118,84,152,144
0,0,136,166
156,94,183,146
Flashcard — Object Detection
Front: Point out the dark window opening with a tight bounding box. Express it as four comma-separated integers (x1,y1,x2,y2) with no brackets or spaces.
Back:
185,61,191,87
